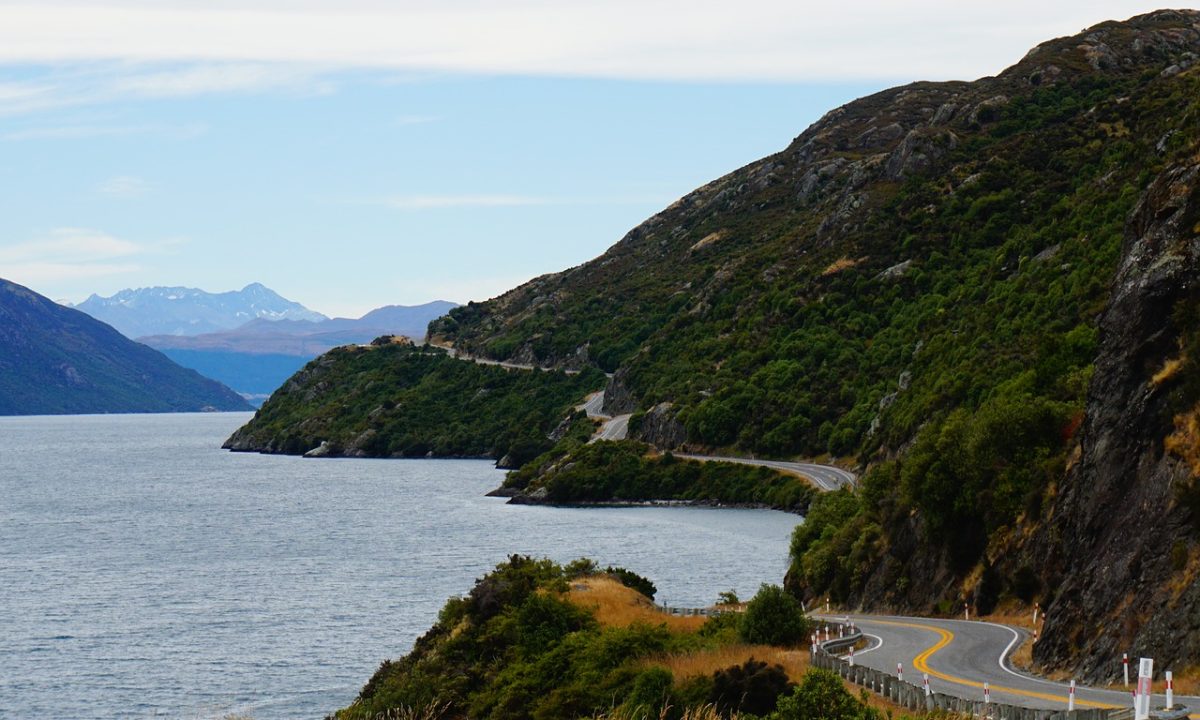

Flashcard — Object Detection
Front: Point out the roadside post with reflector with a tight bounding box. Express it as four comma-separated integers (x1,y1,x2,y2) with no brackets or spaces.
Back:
1135,658,1153,720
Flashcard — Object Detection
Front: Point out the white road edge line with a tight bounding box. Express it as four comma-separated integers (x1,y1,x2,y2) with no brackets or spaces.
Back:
857,632,885,658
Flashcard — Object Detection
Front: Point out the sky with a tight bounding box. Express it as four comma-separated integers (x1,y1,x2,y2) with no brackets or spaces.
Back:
0,1,1175,318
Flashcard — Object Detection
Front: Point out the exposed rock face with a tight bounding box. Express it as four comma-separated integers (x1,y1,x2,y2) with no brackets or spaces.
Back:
1027,161,1200,679
602,368,637,416
633,402,688,449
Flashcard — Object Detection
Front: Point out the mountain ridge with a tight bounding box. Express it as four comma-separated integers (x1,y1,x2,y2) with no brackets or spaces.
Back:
0,278,251,415
73,282,328,338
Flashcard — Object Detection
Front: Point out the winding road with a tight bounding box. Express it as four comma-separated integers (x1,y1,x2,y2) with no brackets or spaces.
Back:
436,344,857,492
677,454,856,492
816,613,1195,713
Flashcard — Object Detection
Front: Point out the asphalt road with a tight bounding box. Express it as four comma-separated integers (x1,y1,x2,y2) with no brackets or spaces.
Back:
436,346,856,489
592,413,631,442
677,454,857,491
814,613,1195,713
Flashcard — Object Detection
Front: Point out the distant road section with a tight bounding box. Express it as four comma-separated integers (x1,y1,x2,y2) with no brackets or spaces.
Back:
677,454,856,491
592,414,631,442
434,344,856,491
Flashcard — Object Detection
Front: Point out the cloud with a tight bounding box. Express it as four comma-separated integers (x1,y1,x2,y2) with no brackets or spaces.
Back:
96,175,152,198
0,59,333,117
0,228,146,284
0,2,1173,83
3,121,207,140
110,63,334,98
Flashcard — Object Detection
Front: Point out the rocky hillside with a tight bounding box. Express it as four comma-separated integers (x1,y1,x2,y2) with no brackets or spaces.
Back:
431,10,1200,675
0,278,251,414
229,10,1200,677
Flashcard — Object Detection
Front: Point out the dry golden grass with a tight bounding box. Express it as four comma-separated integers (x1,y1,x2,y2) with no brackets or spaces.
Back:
689,230,728,253
565,577,707,632
1153,356,1186,386
647,644,808,681
821,256,861,276
587,703,731,720
1166,406,1200,478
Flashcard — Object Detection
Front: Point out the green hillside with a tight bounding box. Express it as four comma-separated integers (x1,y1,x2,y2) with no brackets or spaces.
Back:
224,342,604,463
429,11,1200,611
223,10,1200,677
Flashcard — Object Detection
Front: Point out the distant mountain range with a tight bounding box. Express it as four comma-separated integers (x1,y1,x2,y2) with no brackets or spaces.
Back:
70,284,457,403
140,302,460,355
0,278,250,415
142,301,459,401
73,283,328,338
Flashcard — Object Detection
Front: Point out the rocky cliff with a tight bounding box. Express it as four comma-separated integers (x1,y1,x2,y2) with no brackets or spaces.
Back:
1024,159,1200,678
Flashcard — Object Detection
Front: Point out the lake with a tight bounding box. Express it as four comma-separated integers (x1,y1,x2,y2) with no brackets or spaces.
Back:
0,412,803,719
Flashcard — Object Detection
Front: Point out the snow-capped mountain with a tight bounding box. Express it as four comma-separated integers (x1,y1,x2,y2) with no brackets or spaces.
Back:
72,283,328,338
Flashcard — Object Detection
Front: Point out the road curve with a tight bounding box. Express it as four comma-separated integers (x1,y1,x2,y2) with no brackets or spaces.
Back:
677,454,856,491
431,343,856,491
815,613,1195,713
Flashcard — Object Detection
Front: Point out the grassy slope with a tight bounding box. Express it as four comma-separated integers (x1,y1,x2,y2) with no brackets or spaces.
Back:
333,557,881,720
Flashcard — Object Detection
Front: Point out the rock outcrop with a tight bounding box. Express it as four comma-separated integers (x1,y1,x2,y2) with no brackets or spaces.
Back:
1026,160,1200,679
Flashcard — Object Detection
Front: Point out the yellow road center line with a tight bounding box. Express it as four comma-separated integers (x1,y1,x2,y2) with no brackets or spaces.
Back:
871,619,1120,710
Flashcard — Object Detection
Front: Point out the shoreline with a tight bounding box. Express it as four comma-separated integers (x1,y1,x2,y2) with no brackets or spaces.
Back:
499,491,805,515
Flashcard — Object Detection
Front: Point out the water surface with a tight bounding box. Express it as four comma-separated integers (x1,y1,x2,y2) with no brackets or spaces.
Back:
0,413,802,718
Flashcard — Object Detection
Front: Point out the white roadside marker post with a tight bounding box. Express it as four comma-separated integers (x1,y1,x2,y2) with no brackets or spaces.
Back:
1068,680,1076,711
826,597,830,613
811,633,817,655
849,645,855,667
898,663,904,682
984,681,991,706
1135,658,1153,720
965,603,970,621
924,672,931,697
1033,602,1039,625
1166,670,1174,710
1124,653,1130,688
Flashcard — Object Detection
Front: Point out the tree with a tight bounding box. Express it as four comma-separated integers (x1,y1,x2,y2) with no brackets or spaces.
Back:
773,669,881,720
738,584,807,646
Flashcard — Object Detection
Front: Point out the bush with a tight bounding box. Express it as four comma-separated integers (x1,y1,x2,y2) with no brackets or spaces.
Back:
711,658,792,716
773,669,881,720
605,566,658,600
739,584,807,646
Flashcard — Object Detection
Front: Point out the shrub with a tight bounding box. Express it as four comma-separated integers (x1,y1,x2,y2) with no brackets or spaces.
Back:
738,584,807,646
605,566,658,600
710,658,792,716
772,669,881,720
